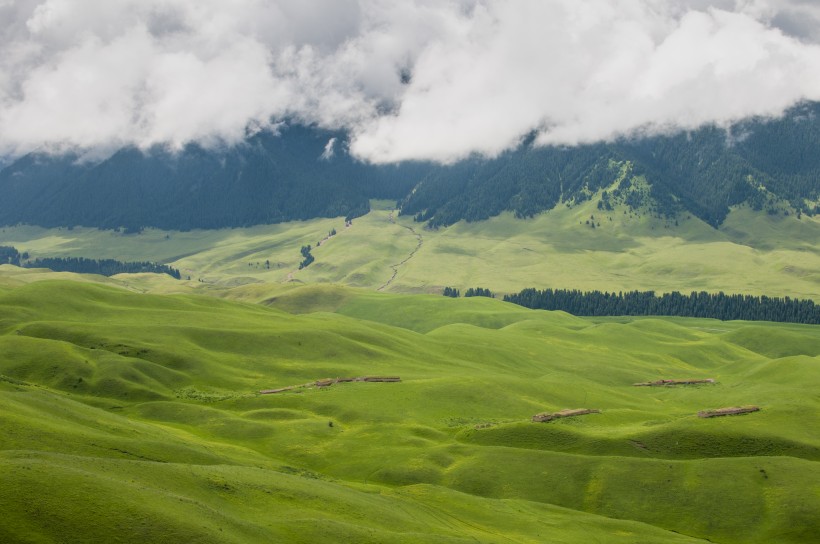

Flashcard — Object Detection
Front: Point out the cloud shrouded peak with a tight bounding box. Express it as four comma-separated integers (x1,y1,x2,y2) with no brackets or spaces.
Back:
1,0,819,163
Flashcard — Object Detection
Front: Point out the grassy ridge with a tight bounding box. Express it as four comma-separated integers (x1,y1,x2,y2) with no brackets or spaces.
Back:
1,277,819,542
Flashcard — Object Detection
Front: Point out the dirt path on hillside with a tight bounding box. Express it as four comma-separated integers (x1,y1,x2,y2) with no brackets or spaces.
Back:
378,210,423,291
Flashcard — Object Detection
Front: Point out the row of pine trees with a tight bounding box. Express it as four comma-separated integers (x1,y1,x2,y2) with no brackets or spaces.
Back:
1,247,181,279
503,288,820,324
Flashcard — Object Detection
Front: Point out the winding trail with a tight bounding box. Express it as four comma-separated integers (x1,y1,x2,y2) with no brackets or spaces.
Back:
378,210,423,291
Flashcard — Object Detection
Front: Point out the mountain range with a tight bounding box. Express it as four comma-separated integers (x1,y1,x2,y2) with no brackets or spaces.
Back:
0,103,818,231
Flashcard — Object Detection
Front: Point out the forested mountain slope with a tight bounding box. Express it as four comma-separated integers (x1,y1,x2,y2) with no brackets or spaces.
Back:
401,102,820,228
0,103,818,231
0,126,425,231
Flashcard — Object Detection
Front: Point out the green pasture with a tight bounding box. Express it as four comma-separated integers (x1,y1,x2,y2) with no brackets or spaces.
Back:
1,276,819,542
2,198,819,299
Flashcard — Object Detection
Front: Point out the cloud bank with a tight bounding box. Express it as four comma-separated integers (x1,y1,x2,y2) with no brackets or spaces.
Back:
1,0,819,163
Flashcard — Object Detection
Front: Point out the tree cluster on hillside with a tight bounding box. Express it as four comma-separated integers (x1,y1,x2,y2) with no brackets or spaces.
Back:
442,286,460,297
24,257,181,279
504,287,820,325
0,245,24,266
464,287,494,298
298,245,314,269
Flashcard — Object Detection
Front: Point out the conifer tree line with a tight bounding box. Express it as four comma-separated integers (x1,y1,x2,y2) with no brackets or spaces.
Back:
464,287,494,298
503,288,820,324
1,246,181,279
442,286,495,298
24,257,181,279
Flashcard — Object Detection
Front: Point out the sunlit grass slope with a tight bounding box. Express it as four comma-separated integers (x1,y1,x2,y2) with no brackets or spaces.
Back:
1,276,819,543
393,202,820,299
3,198,819,299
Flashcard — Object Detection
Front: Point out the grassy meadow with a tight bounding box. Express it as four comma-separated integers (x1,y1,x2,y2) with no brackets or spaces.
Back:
2,197,820,299
1,196,819,542
1,275,819,542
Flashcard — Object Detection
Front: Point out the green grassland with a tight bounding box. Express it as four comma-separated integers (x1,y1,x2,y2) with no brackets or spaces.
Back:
1,193,819,542
3,196,820,299
1,276,819,542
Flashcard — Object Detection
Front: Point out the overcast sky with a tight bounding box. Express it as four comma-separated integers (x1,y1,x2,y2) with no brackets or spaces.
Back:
1,0,819,163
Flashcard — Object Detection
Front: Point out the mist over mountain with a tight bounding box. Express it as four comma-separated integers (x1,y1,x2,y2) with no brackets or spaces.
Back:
401,101,820,228
0,102,818,231
0,125,425,231
2,1,819,232
2,1,820,164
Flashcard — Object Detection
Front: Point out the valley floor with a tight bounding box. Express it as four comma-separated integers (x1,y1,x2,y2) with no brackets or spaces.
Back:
2,198,820,300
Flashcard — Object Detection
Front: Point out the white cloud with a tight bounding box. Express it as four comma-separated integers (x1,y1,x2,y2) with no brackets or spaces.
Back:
320,137,337,160
0,0,819,163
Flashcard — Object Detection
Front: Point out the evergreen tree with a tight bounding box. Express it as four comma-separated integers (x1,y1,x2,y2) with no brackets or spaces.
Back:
442,286,460,297
0,246,21,266
464,287,494,298
298,245,315,269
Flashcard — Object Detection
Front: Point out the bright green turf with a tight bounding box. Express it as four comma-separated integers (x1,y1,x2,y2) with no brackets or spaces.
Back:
3,197,820,299
1,276,819,542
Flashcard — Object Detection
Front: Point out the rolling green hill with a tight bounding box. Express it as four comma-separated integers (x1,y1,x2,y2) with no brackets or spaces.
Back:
1,276,819,542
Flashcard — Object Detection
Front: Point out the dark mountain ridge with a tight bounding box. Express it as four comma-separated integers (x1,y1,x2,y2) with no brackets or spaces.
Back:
0,126,426,231
400,102,820,228
1,103,818,231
